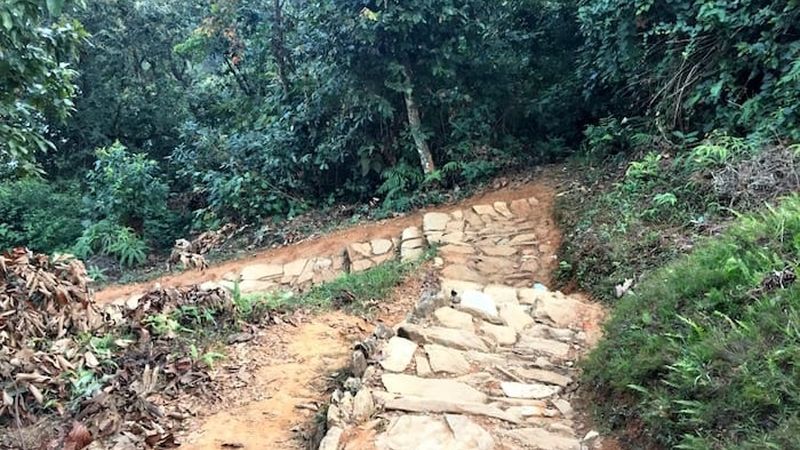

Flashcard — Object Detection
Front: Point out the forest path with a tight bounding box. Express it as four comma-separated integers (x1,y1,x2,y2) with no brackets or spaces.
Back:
96,169,618,449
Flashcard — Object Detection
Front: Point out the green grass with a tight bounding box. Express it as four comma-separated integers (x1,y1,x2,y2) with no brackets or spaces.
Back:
237,255,426,316
583,196,800,449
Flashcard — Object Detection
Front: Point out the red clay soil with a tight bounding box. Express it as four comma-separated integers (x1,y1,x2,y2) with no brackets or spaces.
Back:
95,177,559,304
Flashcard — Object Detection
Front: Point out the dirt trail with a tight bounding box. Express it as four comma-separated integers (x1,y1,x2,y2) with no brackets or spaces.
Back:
95,179,555,303
92,169,617,449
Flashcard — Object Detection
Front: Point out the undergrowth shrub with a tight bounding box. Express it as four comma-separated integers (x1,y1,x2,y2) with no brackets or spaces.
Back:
0,179,83,253
558,134,799,301
583,195,800,449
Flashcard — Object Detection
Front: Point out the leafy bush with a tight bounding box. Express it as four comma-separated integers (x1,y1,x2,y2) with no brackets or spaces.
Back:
73,219,148,267
85,141,169,231
579,0,800,139
583,196,800,449
0,179,83,253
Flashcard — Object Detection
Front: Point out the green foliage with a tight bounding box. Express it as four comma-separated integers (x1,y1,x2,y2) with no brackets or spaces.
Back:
0,178,83,252
579,0,800,139
0,0,86,174
73,219,148,267
583,196,800,448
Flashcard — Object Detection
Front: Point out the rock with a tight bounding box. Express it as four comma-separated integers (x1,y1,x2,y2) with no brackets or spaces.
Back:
484,284,519,306
442,264,486,283
480,245,518,257
433,307,474,331
423,212,450,232
380,337,418,372
548,327,576,342
371,239,393,255
352,388,375,423
198,281,220,291
501,428,581,450
463,210,484,228
510,233,538,245
374,323,395,340
282,258,308,279
516,367,572,387
426,231,444,244
351,259,374,272
397,324,490,352
506,405,547,418
400,247,424,262
510,199,533,217
412,291,446,319
475,257,517,275
480,322,518,346
552,399,574,418
347,242,373,259
415,354,432,376
238,279,277,293
494,201,514,218
457,290,500,322
499,304,534,332
445,219,465,232
472,204,497,216
528,197,540,206
440,279,484,298
375,414,494,450
439,244,474,255
344,377,363,393
441,232,465,244
339,391,355,422
402,226,422,241
501,381,560,399
445,414,495,449
373,391,520,424
381,374,487,403
517,333,572,358
425,344,471,374
318,426,343,450
240,264,283,281
351,350,367,378
326,404,342,428
549,422,577,437
533,294,587,327
402,238,425,249
583,430,600,444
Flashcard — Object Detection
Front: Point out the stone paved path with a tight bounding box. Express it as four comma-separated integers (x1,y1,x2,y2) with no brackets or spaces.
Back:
319,197,608,450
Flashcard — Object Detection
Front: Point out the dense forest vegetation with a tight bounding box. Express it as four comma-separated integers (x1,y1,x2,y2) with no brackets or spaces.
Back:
4,0,797,268
4,0,800,447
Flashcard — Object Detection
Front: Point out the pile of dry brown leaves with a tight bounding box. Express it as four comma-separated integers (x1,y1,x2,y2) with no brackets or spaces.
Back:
1,248,239,449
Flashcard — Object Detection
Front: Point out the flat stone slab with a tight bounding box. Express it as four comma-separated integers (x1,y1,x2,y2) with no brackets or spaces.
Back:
402,238,425,249
473,204,497,216
380,337,419,372
402,226,422,241
371,238,394,255
373,391,520,424
501,381,560,399
509,199,532,217
425,344,471,374
415,354,432,377
500,427,580,450
376,414,494,450
398,324,490,352
480,245,518,257
533,294,587,327
441,279,484,298
434,307,474,331
480,322,517,346
515,367,572,387
494,201,514,218
484,284,519,306
516,334,572,358
423,212,450,232
457,290,500,322
440,244,474,255
442,264,486,283
347,242,373,259
240,263,283,281
381,374,487,403
499,304,534,332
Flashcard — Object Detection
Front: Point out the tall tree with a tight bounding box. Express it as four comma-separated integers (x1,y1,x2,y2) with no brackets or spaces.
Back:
0,0,85,175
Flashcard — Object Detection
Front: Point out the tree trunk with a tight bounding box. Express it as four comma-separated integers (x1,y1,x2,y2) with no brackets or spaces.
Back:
272,0,292,95
402,69,435,175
